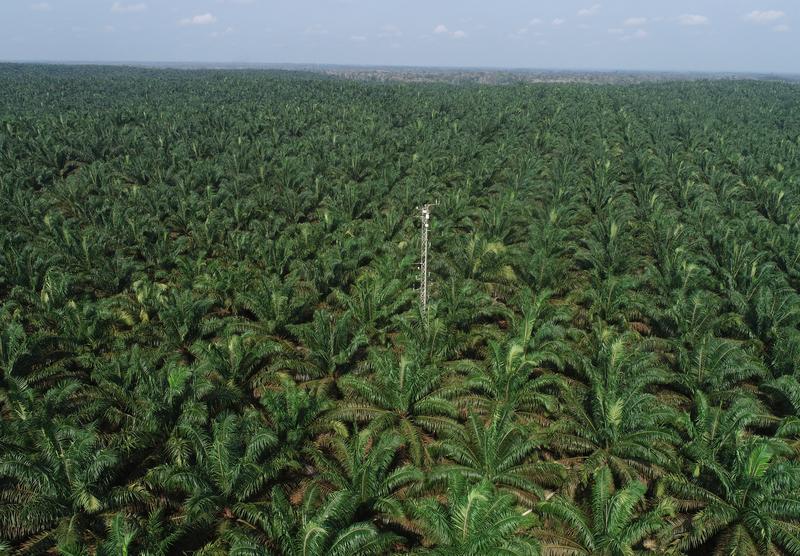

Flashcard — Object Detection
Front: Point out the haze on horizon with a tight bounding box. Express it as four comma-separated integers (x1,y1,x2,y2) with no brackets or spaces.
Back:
0,0,798,74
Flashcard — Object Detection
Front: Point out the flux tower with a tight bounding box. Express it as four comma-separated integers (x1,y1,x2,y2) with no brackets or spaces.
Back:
419,204,433,313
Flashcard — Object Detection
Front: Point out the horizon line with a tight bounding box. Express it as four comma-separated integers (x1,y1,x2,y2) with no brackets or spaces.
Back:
2,59,799,78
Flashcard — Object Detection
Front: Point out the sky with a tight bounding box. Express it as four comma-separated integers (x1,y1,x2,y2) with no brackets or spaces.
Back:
0,1,798,74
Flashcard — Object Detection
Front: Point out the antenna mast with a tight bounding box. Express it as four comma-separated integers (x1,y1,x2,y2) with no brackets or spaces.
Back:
419,204,433,313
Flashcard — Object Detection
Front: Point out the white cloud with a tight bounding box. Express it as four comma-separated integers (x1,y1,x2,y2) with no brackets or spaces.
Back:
552,18,566,26
624,17,647,26
608,27,624,34
112,2,147,13
529,18,542,26
679,14,709,26
743,10,785,23
102,24,116,33
30,2,51,11
349,34,367,42
578,4,600,17
774,24,790,32
434,24,466,39
179,13,217,26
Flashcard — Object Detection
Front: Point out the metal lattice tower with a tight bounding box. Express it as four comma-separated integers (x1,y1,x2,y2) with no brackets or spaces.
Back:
419,204,433,313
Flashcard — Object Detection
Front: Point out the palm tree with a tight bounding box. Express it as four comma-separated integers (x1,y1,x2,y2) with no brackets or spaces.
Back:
307,429,422,523
0,422,136,554
333,257,414,345
674,335,767,403
769,328,800,378
657,291,744,355
668,438,800,555
156,289,215,357
192,333,280,407
761,374,800,445
444,232,517,301
509,288,573,366
549,328,680,484
395,302,467,364
145,411,285,552
578,217,641,281
408,476,540,555
678,390,769,481
96,514,137,556
464,340,565,418
435,277,507,351
516,203,578,294
227,274,313,339
538,466,674,556
334,350,462,466
267,486,401,556
259,375,339,461
430,408,564,506
577,274,649,331
282,309,367,395
95,510,183,556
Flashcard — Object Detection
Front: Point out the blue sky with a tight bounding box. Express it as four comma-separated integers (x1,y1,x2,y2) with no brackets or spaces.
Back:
0,1,797,73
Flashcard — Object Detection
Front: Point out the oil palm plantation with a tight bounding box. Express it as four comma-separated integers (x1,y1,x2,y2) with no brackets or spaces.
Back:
3,65,800,554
